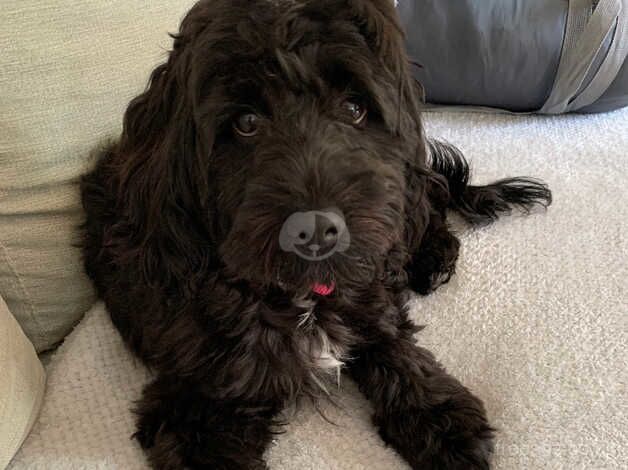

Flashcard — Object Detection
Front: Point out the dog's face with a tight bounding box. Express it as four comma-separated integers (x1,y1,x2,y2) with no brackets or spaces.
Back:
119,0,427,299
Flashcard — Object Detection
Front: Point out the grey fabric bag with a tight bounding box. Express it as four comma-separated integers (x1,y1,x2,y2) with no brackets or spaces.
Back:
398,0,628,114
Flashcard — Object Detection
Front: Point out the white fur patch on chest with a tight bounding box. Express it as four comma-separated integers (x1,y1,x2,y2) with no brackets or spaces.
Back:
293,296,346,393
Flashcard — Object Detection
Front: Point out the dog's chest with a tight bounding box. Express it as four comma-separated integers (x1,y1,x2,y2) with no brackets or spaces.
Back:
293,297,346,390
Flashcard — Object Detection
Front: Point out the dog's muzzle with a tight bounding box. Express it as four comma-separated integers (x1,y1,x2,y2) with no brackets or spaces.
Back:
279,208,350,262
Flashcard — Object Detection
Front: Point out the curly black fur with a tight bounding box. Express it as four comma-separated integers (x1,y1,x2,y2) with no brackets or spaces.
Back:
80,1,551,468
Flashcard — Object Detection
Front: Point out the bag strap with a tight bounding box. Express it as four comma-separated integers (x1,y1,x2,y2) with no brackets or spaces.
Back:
568,0,628,110
541,0,626,113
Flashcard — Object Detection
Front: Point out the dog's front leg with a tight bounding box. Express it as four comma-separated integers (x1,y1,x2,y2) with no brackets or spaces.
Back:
134,374,279,470
348,322,494,469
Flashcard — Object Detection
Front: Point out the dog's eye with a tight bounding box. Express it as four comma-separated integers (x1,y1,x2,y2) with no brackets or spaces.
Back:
233,113,260,137
341,100,367,125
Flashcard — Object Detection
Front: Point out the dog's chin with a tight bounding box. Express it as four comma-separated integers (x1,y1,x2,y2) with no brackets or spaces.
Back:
273,254,382,300
275,273,337,299
221,257,369,300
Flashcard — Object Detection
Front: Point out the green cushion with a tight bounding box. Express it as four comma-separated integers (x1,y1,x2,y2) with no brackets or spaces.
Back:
0,0,197,351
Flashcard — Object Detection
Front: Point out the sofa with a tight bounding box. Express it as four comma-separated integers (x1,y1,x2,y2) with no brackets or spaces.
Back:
1,1,626,469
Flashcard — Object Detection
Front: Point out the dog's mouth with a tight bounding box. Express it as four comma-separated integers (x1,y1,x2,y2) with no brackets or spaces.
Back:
311,281,335,296
276,274,336,297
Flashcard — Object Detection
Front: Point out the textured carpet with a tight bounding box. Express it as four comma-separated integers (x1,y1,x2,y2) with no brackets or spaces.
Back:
10,108,628,469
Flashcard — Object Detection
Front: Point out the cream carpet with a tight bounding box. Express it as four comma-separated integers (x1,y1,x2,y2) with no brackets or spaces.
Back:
10,109,628,469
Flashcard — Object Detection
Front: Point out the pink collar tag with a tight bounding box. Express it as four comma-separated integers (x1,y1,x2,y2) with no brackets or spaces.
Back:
311,282,335,296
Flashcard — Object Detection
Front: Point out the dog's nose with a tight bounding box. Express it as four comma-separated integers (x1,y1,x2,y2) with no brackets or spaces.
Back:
312,213,340,252
279,208,350,259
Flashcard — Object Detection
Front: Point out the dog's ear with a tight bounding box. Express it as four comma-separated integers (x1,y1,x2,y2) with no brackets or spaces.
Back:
355,1,422,109
121,3,216,195
342,0,434,254
113,6,218,289
321,0,424,136
346,1,407,68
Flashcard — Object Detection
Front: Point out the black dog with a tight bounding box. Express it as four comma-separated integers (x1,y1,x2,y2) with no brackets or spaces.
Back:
81,1,551,468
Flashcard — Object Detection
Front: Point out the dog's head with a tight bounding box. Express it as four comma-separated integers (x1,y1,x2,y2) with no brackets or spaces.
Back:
116,0,429,300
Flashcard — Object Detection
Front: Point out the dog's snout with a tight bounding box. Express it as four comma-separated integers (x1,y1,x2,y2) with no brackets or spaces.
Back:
314,213,340,251
279,208,350,260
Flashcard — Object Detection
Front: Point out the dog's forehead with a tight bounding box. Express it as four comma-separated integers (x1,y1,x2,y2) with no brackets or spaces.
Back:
214,3,372,92
195,0,404,130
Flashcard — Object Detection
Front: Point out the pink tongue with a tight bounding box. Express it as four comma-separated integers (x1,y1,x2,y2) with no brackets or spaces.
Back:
311,282,335,296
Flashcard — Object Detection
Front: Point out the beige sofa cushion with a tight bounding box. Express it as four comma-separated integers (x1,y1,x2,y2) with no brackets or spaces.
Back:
0,0,197,351
0,294,45,469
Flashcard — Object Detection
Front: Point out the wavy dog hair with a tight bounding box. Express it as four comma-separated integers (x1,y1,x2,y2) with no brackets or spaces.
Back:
81,0,551,468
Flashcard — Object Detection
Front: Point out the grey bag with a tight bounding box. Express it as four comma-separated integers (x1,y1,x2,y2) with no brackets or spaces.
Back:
398,0,628,114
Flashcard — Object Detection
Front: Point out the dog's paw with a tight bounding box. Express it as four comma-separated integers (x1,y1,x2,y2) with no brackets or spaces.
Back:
408,259,456,296
377,395,494,469
134,403,271,470
427,267,455,293
407,229,460,296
